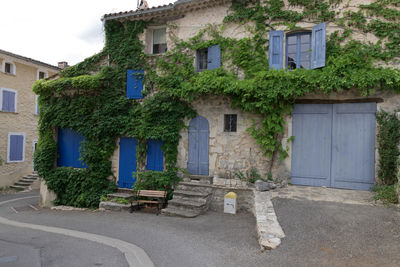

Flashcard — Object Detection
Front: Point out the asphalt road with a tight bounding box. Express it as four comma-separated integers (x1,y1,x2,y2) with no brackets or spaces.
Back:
0,190,399,267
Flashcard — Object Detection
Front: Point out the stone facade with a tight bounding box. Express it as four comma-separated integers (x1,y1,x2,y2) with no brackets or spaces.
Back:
0,50,59,187
107,0,399,188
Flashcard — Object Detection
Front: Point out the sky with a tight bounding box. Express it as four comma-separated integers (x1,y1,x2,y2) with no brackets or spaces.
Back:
1,0,175,67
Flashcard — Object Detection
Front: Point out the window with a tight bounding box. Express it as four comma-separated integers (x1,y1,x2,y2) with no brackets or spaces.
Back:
286,32,312,70
7,133,25,162
197,48,208,71
224,114,237,132
1,88,17,112
127,69,144,99
57,128,87,168
196,45,221,71
268,22,326,70
37,70,47,80
152,28,167,54
2,61,16,75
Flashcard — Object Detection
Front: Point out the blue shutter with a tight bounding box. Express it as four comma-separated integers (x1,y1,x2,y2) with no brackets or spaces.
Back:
127,70,144,99
36,95,40,114
207,45,221,70
9,135,23,161
146,139,163,171
269,31,284,70
2,90,15,112
57,128,86,168
311,22,326,69
2,91,9,111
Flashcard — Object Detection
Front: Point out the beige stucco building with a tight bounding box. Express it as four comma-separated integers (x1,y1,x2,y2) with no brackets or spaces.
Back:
0,49,60,187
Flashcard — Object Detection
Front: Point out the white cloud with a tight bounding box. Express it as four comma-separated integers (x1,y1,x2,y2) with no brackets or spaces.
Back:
0,0,175,66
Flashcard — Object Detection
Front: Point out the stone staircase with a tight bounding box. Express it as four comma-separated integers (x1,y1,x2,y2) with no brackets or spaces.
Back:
161,175,214,218
10,172,40,191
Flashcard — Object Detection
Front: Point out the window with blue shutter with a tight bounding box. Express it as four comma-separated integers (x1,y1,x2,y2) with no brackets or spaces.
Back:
1,89,16,112
268,23,326,70
269,31,284,70
57,128,87,168
146,139,163,171
311,22,326,69
207,45,221,70
127,70,144,99
197,45,221,71
8,133,24,162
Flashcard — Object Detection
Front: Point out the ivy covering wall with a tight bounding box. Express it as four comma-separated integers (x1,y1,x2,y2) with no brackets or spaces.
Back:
34,0,400,207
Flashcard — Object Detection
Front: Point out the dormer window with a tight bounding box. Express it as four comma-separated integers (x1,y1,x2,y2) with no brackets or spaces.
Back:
152,28,167,54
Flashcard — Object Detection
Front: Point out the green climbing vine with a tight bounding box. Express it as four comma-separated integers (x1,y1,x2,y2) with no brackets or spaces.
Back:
34,0,400,207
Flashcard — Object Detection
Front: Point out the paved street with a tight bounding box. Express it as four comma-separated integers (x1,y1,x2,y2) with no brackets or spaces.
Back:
0,190,399,266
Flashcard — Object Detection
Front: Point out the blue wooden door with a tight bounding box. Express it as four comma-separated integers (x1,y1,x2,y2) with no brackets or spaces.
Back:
188,116,209,175
291,103,376,190
146,139,163,171
118,137,138,188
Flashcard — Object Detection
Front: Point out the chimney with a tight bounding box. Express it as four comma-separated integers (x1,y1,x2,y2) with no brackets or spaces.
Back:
58,61,69,69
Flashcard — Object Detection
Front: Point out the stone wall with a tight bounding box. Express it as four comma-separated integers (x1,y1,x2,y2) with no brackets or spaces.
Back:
0,52,58,187
176,95,272,180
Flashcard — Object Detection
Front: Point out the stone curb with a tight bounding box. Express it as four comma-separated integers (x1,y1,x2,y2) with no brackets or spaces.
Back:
253,190,285,250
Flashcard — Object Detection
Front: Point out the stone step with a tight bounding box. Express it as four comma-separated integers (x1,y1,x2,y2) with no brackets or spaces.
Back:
15,181,33,186
167,199,207,212
173,189,210,198
99,201,132,212
10,185,28,190
23,176,38,180
176,182,213,193
107,192,134,199
172,195,207,204
21,178,36,183
161,207,200,218
183,175,213,184
117,188,134,194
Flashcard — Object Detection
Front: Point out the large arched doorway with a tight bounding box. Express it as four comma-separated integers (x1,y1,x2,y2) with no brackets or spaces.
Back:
187,116,209,175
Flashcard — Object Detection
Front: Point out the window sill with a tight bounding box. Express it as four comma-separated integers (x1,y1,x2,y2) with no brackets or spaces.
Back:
1,71,16,76
0,110,18,114
6,160,25,164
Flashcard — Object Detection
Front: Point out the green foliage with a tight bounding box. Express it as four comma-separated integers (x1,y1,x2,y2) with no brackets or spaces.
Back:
0,156,3,166
133,170,182,199
234,167,267,183
371,184,399,204
376,111,400,185
34,20,195,208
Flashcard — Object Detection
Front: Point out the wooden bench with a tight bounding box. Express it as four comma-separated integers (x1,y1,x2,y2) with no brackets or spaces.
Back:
130,190,167,215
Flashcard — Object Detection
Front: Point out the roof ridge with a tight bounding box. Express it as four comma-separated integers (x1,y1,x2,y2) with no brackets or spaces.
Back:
0,49,61,71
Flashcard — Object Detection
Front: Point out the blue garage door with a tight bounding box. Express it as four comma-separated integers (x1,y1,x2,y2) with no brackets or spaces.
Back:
57,128,87,168
118,137,138,188
291,103,376,190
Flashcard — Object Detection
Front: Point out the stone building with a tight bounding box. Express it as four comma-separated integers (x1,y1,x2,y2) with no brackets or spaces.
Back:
39,0,399,211
0,49,60,187
102,0,399,192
